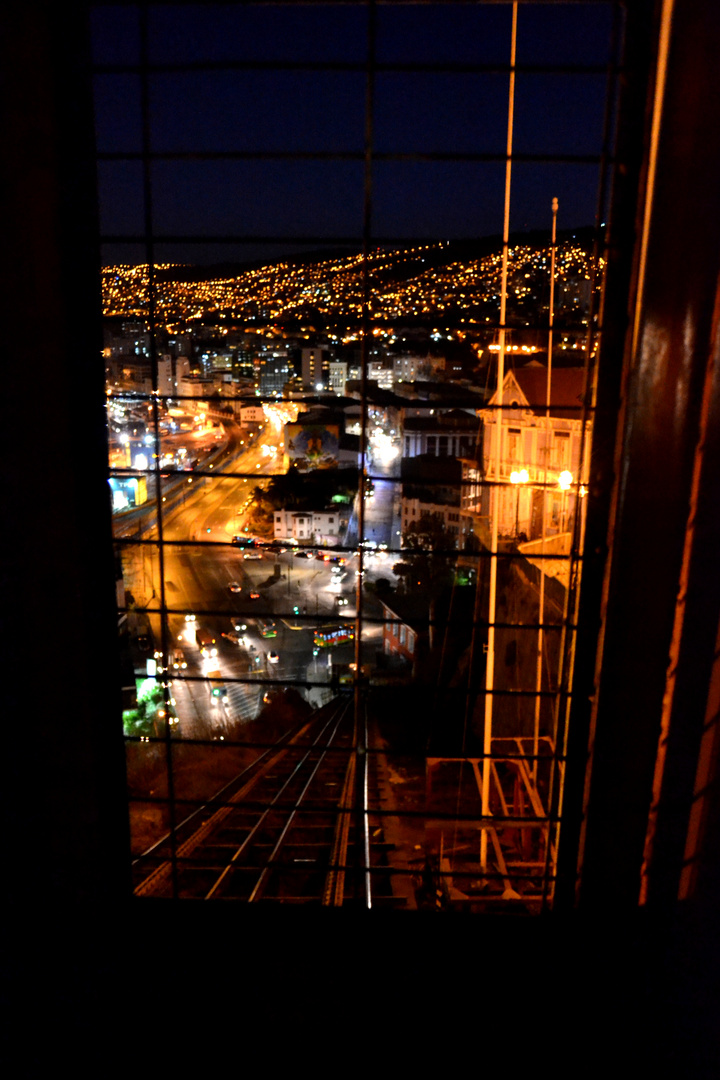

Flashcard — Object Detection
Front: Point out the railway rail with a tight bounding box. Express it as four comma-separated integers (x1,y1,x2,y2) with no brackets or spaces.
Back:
133,698,406,905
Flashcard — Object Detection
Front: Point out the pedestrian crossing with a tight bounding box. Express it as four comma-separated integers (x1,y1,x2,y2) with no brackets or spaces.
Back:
225,680,263,721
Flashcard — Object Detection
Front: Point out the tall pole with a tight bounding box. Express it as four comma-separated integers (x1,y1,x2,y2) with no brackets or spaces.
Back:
481,2,518,871
533,197,558,783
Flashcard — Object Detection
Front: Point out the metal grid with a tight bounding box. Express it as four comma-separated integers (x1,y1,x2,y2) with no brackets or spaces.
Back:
96,1,625,908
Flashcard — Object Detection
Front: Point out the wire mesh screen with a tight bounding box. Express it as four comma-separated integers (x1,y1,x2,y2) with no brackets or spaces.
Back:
95,0,622,908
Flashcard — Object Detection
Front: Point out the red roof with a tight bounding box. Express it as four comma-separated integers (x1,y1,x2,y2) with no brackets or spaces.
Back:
509,366,586,418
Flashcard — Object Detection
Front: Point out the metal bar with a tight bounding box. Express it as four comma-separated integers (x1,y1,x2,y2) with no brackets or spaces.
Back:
97,149,605,164
94,60,616,77
482,0,518,873
353,0,376,912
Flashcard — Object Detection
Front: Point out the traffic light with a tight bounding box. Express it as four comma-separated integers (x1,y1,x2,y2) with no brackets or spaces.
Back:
293,605,300,615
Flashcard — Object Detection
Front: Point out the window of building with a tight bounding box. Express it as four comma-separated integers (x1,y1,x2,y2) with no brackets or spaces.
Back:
507,428,521,461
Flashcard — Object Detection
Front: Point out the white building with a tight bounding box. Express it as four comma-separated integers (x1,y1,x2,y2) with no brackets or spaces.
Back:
240,404,265,425
175,356,191,385
400,497,474,548
273,508,348,546
157,355,173,398
367,361,394,389
328,361,348,395
392,353,427,383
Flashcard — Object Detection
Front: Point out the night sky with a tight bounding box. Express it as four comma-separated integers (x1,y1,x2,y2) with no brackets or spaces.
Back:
92,2,617,267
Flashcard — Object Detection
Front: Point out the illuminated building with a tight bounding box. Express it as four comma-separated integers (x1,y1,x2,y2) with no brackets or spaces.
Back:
480,366,589,540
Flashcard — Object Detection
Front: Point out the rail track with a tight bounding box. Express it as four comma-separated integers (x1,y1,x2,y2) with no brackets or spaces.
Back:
133,698,408,905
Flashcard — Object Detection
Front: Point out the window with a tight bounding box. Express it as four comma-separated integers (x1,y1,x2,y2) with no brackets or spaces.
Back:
507,428,521,462
96,0,627,909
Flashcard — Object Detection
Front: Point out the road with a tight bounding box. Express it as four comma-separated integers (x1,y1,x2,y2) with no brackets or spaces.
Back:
122,420,393,737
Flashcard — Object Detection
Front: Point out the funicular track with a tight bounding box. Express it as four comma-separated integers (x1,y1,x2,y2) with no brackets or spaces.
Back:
134,697,404,905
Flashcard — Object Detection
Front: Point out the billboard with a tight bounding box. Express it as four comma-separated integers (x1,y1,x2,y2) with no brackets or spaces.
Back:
285,423,339,469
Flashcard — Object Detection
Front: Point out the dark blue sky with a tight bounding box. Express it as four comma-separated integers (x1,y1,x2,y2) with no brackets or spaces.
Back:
92,2,617,266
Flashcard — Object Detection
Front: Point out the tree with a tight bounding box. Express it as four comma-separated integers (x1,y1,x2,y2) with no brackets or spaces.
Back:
123,678,166,737
393,513,456,597
263,465,359,511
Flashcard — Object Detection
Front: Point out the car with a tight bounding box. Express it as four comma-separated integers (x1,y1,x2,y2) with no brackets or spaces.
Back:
243,551,263,560
268,651,279,664
227,580,242,593
171,649,187,670
293,550,312,558
232,535,254,547
230,617,247,632
136,633,151,653
221,631,243,646
249,591,261,600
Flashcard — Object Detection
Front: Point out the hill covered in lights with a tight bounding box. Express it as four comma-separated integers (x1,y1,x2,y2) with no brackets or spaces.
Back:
101,232,598,330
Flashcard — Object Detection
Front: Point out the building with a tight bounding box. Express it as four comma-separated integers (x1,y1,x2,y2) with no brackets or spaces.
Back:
401,408,479,459
301,346,330,390
379,598,422,667
328,360,348,395
400,497,471,547
400,456,474,547
240,404,265,427
479,365,590,541
259,354,292,396
273,508,347,545
392,353,428,383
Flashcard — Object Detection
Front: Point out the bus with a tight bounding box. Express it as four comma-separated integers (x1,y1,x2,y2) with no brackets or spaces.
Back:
196,627,218,657
313,624,355,648
257,619,277,639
